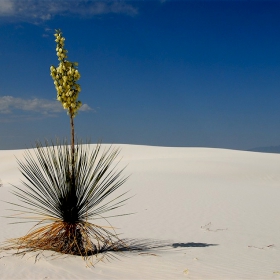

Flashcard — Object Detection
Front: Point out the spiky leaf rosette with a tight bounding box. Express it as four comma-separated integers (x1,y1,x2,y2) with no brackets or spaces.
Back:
2,141,129,261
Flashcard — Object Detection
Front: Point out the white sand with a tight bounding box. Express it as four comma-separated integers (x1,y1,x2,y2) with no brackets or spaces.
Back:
1,144,280,279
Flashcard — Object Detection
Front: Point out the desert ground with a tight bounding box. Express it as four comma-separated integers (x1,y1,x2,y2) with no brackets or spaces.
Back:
0,144,280,279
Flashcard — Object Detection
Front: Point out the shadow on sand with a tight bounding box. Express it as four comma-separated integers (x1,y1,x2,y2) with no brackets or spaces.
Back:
99,238,218,257
172,242,218,248
93,239,219,264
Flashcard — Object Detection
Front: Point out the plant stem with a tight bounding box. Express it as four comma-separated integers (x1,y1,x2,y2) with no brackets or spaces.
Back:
70,114,75,162
70,110,75,185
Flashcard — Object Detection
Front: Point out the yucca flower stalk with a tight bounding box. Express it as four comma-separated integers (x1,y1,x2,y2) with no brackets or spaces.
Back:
50,29,81,181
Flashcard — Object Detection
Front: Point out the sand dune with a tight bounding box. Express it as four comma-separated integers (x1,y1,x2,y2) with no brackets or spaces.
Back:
1,144,280,279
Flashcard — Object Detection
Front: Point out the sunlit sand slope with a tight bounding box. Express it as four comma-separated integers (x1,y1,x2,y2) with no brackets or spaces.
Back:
0,145,280,279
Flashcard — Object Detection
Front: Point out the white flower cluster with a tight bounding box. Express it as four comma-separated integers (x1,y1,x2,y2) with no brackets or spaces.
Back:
50,30,82,117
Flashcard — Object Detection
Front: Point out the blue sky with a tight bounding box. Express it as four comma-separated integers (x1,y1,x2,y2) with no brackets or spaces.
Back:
0,0,280,150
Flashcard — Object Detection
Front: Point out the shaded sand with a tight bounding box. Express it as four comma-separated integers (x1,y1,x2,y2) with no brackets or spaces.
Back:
1,144,280,279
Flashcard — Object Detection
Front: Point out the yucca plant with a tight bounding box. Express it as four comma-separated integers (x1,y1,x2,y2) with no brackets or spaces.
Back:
1,30,129,263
